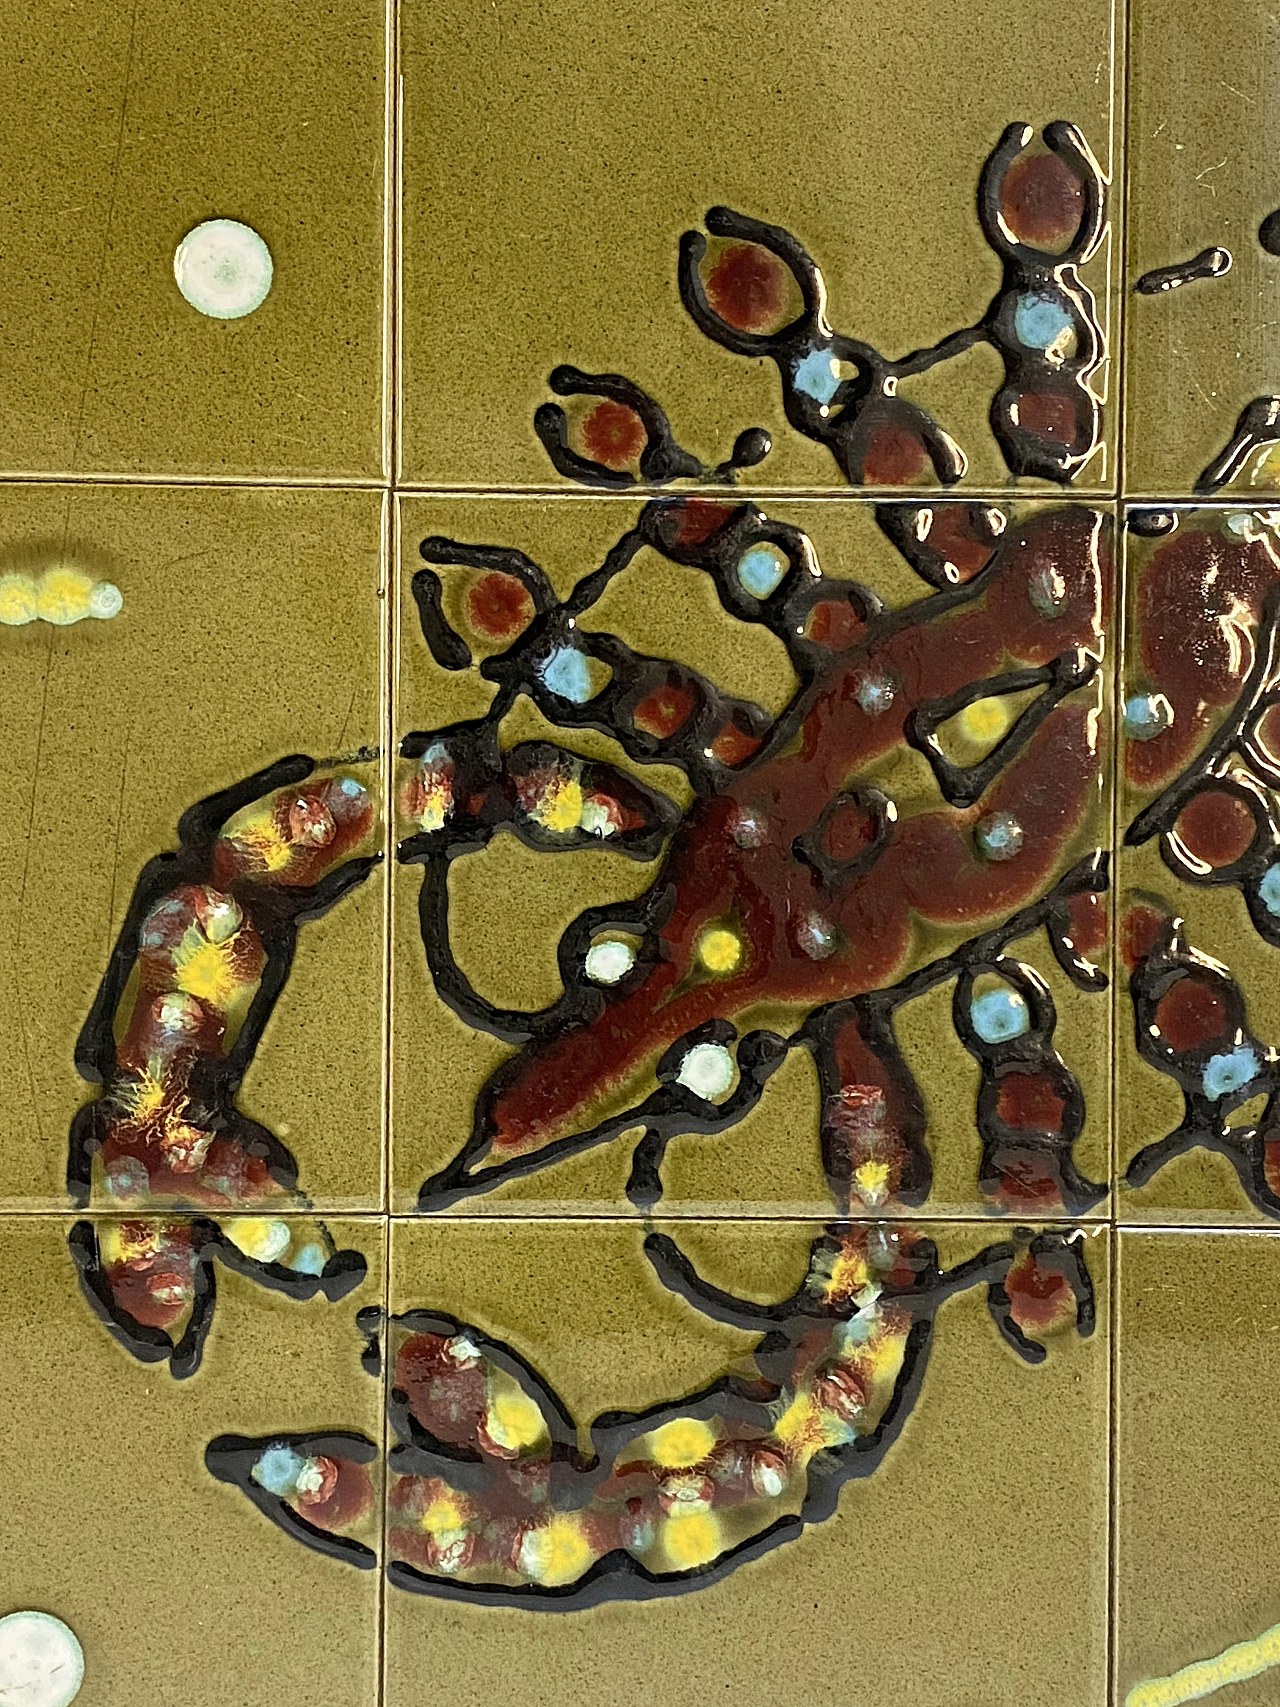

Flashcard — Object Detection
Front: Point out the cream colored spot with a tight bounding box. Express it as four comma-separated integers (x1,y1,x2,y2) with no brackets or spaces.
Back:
174,218,273,319
0,1611,85,1707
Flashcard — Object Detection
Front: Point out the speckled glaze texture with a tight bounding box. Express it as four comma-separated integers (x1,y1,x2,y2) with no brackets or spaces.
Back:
6,1,1280,1704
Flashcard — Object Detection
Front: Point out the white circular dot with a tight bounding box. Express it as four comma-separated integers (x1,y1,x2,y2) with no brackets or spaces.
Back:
174,218,273,320
88,582,123,620
585,940,635,985
676,1041,735,1100
0,1612,85,1707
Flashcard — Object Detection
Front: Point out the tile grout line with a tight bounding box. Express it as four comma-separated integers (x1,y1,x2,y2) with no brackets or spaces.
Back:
1110,0,1133,1694
378,0,401,1688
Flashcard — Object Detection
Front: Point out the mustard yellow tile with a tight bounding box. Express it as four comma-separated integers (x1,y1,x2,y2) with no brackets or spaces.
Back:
401,0,1119,494
1117,505,1280,1226
0,1214,385,1707
1116,1229,1280,1707
390,494,1114,1219
0,484,387,1212
0,0,387,479
383,1217,1108,1704
1125,0,1280,498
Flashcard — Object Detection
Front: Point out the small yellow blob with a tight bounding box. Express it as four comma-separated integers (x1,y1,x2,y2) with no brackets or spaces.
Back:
123,1069,168,1125
36,567,96,626
960,696,1012,745
100,1221,162,1266
696,925,742,975
0,573,37,626
529,775,584,834
519,1515,595,1587
174,932,243,1009
823,1245,870,1304
422,1493,467,1534
852,1159,891,1205
485,1381,550,1453
660,1509,723,1571
649,1417,717,1468
225,1218,292,1264
231,812,292,873
772,1393,821,1461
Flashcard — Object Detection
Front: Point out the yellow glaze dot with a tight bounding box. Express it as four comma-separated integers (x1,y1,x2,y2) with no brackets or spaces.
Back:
661,1509,723,1570
960,696,1012,745
649,1417,717,1468
519,1515,595,1587
35,567,96,626
853,1159,891,1204
422,1493,467,1534
174,933,243,1010
0,574,37,626
531,776,584,834
225,1218,292,1264
696,925,741,975
485,1382,550,1453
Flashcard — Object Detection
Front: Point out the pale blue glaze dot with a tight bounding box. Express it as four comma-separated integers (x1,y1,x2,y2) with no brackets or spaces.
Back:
539,646,594,703
1014,292,1074,351
339,776,364,797
1123,693,1172,742
737,546,787,599
856,673,895,715
292,1243,327,1276
971,987,1031,1044
838,1315,876,1349
253,1444,307,1497
793,347,843,405
1202,1046,1260,1101
976,811,1024,862
104,1157,149,1199
1260,864,1280,917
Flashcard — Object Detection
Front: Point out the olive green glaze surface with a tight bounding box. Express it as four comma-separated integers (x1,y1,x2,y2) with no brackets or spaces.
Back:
400,0,1118,491
385,1219,1108,1707
0,1216,386,1707
390,495,1113,1216
3,1,1279,1702
0,485,386,1211
0,0,387,479
1125,0,1280,497
1116,1230,1280,1705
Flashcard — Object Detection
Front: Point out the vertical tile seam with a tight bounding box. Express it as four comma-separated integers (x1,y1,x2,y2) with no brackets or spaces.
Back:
379,0,399,1690
1109,0,1133,1697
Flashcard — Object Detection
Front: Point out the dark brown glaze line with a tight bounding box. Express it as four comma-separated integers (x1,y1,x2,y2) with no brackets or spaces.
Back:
1134,247,1232,294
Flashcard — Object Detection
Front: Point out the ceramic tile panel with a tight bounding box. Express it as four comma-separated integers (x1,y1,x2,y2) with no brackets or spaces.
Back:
382,1217,1108,1707
1124,0,1280,500
0,1214,386,1707
390,493,1114,1219
400,0,1120,495
1115,1229,1280,1707
0,0,387,480
0,484,387,1214
1117,504,1280,1226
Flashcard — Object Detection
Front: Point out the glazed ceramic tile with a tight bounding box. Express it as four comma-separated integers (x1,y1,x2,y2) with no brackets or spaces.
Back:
1115,1229,1280,1707
0,484,387,1213
1124,0,1280,500
379,1217,1107,1705
1117,505,1280,1225
390,495,1114,1219
0,1214,385,1707
400,0,1119,494
0,0,387,480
